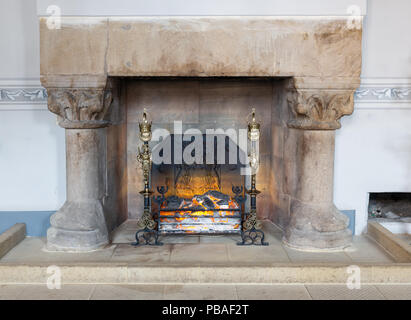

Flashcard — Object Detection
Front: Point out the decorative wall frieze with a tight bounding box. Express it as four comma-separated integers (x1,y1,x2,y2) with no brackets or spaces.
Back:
1,80,411,113
0,88,47,103
47,88,113,129
354,87,411,102
287,89,355,130
2,86,409,103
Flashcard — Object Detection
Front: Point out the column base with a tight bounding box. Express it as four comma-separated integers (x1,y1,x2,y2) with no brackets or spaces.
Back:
46,227,108,252
46,200,109,252
283,228,352,251
283,199,352,251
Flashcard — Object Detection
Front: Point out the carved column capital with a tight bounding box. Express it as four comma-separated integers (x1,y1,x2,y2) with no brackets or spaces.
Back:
47,88,113,129
286,89,355,130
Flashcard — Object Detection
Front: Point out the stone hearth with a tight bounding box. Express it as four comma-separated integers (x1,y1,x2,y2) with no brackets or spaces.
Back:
39,16,362,251
0,221,399,285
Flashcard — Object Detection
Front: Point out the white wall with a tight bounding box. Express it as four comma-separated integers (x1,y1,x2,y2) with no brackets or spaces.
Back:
0,0,39,78
334,0,411,234
0,0,65,211
361,0,411,78
0,110,65,210
335,107,411,234
1,0,411,235
36,0,367,16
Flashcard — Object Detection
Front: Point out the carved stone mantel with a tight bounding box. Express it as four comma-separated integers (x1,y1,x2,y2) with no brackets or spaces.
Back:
40,16,363,251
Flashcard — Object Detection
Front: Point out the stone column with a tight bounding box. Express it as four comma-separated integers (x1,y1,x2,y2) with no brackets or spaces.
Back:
283,84,356,250
46,88,113,251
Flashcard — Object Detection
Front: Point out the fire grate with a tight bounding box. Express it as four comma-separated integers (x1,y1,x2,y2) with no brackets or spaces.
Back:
157,190,243,234
133,108,268,246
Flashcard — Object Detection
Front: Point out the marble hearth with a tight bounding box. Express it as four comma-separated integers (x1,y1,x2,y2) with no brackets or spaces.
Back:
39,16,362,251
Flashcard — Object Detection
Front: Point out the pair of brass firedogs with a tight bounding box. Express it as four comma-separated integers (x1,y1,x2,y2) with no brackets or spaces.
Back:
134,108,268,246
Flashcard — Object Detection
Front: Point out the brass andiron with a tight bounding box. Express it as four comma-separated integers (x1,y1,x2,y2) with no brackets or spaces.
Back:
238,108,268,246
134,108,163,246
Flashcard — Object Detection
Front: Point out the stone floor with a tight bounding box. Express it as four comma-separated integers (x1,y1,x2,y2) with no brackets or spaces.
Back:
398,234,411,245
0,220,395,265
0,283,410,300
0,220,409,300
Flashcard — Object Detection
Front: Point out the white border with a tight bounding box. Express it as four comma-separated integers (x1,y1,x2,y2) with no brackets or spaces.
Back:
36,0,367,17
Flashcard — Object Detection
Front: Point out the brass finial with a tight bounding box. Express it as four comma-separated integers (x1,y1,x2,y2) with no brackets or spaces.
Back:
139,108,152,142
247,107,260,142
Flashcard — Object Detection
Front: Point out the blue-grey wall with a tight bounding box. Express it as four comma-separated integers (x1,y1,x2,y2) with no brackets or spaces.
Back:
0,211,54,236
342,210,356,235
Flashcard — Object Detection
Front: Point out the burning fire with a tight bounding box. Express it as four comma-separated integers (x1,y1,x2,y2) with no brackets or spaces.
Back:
160,192,239,211
158,190,242,233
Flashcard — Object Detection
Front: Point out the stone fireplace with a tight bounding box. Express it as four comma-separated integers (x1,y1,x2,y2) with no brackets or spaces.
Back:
39,16,362,251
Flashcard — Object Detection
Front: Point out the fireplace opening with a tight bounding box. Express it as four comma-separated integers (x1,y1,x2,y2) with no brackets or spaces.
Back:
368,192,411,221
123,77,276,227
151,134,247,234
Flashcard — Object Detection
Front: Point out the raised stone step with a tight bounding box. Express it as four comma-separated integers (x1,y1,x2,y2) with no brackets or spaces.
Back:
0,263,410,285
0,224,26,259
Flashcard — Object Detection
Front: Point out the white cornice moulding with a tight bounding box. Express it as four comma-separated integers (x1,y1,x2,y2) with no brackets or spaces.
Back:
1,77,411,111
0,78,42,87
36,0,367,17
0,104,48,111
355,78,411,105
0,78,47,110
360,77,411,86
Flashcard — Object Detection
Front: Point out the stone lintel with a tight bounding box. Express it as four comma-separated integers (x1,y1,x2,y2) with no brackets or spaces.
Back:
39,16,362,79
